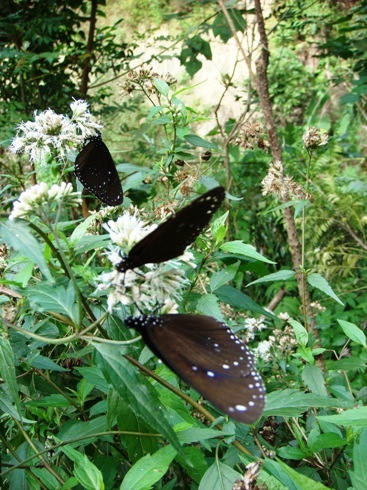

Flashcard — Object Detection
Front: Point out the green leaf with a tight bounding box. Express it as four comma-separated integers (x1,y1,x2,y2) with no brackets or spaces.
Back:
26,282,79,324
289,319,308,347
211,211,228,244
220,241,275,264
30,354,68,371
0,220,53,282
275,459,330,489
58,416,108,447
349,429,367,490
248,270,295,286
338,319,367,347
177,427,234,444
277,447,307,460
198,461,242,490
318,407,367,427
326,356,367,371
0,335,22,416
302,364,327,397
62,445,104,490
308,433,346,452
153,78,170,97
184,134,217,149
93,343,183,455
216,285,275,319
210,262,239,292
26,394,71,408
307,273,343,305
196,294,225,322
70,214,98,244
264,389,353,418
121,445,176,490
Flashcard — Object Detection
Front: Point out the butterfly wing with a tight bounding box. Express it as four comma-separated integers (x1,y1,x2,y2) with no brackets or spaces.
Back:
127,314,265,423
75,136,123,206
121,186,225,270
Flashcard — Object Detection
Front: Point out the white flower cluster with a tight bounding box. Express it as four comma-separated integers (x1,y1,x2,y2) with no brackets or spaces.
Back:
9,99,103,163
97,208,195,313
9,182,81,220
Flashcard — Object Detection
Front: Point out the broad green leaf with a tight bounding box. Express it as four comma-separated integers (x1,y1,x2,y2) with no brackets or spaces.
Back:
26,394,71,408
264,389,353,418
277,447,307,460
198,461,242,490
308,433,346,452
70,214,98,244
152,115,171,125
349,429,367,490
289,319,308,347
220,241,275,264
175,446,208,485
184,134,217,149
121,445,176,490
338,319,366,347
211,211,228,244
153,78,170,97
248,270,295,286
30,468,61,489
26,282,79,324
147,105,165,119
307,273,343,305
93,343,183,455
30,354,68,371
57,416,108,447
276,459,329,489
13,261,34,287
62,446,104,490
0,335,22,416
177,427,234,444
216,285,275,319
0,220,53,282
210,262,239,292
318,407,367,427
196,294,225,322
302,364,327,397
0,387,35,422
326,357,366,371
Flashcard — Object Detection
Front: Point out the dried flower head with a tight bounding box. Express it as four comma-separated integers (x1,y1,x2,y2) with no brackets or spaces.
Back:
261,161,311,200
9,99,102,163
235,121,270,153
303,127,328,150
9,182,81,220
121,67,176,97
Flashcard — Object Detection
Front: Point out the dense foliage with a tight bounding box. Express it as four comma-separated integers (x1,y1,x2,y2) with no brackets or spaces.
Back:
1,1,367,489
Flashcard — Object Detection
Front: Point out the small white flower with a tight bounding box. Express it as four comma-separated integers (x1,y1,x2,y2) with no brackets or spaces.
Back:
255,340,273,362
9,99,103,164
9,182,81,220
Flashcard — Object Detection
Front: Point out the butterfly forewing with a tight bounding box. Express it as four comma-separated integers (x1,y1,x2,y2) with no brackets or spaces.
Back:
126,314,265,423
117,186,225,271
75,135,123,206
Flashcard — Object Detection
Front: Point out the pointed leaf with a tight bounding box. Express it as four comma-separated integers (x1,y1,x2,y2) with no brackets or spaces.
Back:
338,319,366,347
248,270,295,286
0,220,53,282
121,445,176,490
307,273,343,305
220,241,275,264
93,343,183,455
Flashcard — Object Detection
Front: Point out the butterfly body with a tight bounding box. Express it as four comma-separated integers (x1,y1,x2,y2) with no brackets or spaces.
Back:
75,134,123,206
116,186,225,272
125,313,265,423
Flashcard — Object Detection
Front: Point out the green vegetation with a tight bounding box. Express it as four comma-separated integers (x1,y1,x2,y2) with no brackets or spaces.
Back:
1,0,367,488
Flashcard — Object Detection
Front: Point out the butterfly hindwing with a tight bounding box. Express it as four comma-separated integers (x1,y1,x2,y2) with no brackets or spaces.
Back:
126,314,265,423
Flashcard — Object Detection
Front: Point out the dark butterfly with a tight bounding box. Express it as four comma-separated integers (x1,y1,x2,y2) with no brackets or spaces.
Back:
75,133,123,206
116,186,225,273
125,313,265,423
